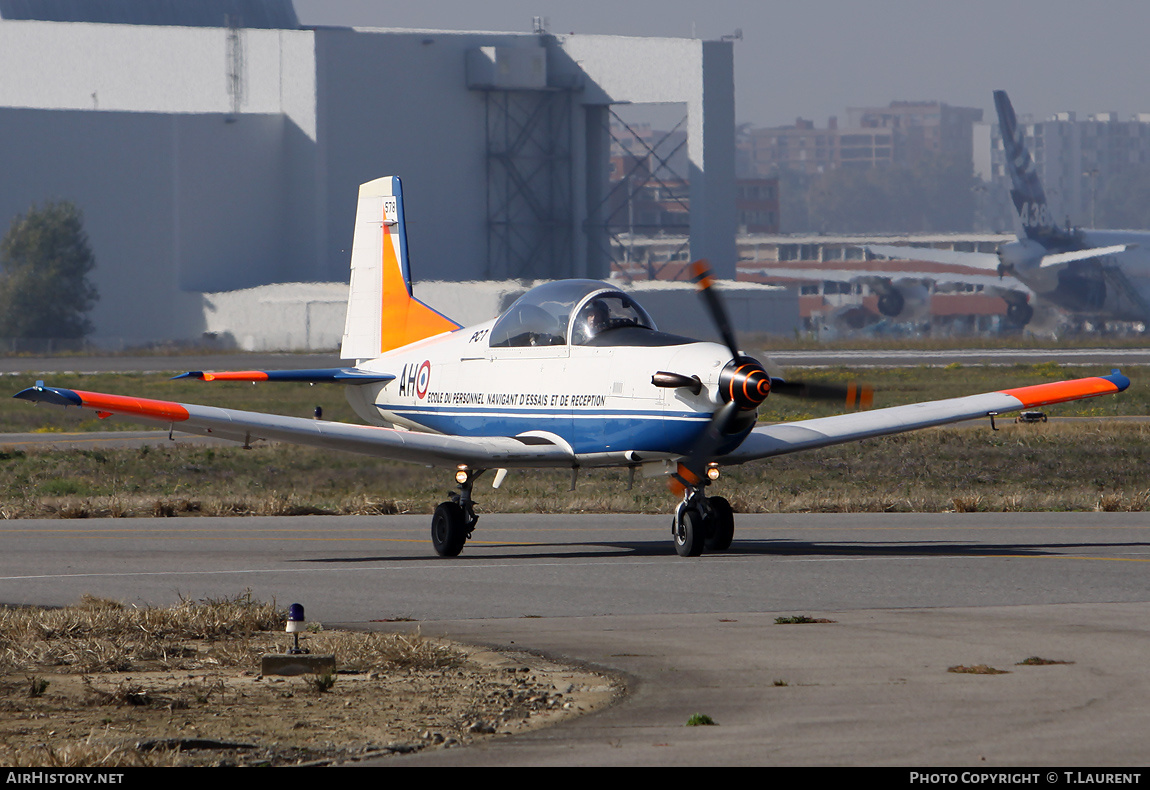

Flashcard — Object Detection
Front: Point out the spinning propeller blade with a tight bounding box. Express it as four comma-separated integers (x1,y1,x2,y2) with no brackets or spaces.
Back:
768,378,874,409
691,260,872,410
672,261,872,493
691,260,741,358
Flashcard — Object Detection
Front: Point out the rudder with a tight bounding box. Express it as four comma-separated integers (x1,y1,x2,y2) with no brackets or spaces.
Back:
995,90,1065,245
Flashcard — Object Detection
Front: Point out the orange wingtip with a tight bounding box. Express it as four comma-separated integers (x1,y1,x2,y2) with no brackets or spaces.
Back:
73,390,190,422
1000,375,1124,408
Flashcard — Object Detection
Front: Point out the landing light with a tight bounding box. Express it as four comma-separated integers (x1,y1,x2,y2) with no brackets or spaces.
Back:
707,463,720,481
455,465,470,484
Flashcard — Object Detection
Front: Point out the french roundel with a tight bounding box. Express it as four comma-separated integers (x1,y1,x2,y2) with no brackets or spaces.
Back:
415,360,431,399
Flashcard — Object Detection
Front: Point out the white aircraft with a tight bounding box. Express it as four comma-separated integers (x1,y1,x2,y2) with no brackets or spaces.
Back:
869,90,1150,326
751,264,1034,329
15,177,1130,557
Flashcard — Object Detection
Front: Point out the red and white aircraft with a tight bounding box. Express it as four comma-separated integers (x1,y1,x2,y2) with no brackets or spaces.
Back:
16,177,1130,557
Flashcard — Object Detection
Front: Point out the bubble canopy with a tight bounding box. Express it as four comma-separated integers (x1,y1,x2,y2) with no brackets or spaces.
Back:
488,280,657,348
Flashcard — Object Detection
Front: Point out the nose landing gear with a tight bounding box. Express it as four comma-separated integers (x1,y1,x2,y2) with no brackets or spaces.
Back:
672,483,734,557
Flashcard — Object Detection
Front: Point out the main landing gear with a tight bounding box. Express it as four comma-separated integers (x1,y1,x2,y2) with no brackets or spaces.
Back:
672,484,734,557
431,467,484,557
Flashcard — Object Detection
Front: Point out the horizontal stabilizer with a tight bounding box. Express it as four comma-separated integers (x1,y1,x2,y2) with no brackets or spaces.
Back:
173,368,395,384
1038,245,1133,269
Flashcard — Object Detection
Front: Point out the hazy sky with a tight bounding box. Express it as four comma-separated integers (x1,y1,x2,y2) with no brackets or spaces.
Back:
294,0,1150,128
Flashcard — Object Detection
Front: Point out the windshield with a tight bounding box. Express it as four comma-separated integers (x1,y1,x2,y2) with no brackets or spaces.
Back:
570,292,656,345
488,280,655,348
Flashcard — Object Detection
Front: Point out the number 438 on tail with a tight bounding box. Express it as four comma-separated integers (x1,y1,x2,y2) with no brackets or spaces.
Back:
15,177,1130,558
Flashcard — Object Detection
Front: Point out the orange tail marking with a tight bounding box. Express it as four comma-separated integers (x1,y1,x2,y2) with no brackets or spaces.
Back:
378,222,458,354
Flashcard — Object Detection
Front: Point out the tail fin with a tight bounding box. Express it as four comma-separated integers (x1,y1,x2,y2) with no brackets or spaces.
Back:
340,177,460,361
994,90,1067,245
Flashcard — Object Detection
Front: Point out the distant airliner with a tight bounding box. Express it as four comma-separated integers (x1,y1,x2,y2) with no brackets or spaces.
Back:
869,90,1150,328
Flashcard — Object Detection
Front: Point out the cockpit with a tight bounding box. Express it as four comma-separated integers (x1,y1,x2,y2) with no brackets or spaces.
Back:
488,280,657,348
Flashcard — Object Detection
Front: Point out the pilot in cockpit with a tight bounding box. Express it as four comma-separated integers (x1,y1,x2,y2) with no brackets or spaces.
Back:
573,298,610,344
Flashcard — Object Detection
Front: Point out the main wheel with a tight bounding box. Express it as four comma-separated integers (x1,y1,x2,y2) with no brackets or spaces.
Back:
673,508,705,557
431,501,467,557
705,496,734,552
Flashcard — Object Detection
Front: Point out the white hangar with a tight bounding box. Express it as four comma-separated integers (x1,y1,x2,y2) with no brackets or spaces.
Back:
0,2,787,348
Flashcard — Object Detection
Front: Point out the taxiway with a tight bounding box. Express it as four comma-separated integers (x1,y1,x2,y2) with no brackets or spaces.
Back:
1,512,1147,765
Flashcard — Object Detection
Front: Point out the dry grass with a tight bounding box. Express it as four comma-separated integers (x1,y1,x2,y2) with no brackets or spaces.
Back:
0,740,184,768
0,594,595,767
2,419,1149,518
0,592,458,676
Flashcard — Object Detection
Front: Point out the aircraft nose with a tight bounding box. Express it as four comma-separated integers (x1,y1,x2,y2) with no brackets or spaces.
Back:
718,357,771,410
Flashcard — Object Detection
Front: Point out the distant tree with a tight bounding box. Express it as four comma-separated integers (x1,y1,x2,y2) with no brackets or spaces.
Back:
0,201,98,339
775,169,813,233
803,152,978,234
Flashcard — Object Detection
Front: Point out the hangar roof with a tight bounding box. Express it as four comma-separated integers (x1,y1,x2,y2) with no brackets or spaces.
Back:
0,0,299,28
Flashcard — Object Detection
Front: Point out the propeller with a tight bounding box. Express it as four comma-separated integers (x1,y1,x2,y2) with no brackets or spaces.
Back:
654,260,872,411
664,260,872,494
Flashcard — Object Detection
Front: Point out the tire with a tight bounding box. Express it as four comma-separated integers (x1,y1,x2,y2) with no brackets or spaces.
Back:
431,501,467,557
673,508,705,557
705,496,735,552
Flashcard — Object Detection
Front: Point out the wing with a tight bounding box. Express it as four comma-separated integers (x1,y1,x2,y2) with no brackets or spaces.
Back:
747,265,1033,302
864,244,1003,271
721,370,1129,464
753,265,1009,287
12,383,573,469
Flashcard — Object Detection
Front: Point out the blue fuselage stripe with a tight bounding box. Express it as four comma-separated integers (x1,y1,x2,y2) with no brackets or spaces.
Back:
378,403,710,454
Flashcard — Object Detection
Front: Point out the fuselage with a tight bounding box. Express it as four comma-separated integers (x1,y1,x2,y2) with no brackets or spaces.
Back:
344,322,748,466
1004,228,1150,320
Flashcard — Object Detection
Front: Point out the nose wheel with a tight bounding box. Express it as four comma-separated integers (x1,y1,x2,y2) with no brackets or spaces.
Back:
672,490,734,557
704,495,734,551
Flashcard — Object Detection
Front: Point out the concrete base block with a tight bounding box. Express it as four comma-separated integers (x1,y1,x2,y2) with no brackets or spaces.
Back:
261,653,336,677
